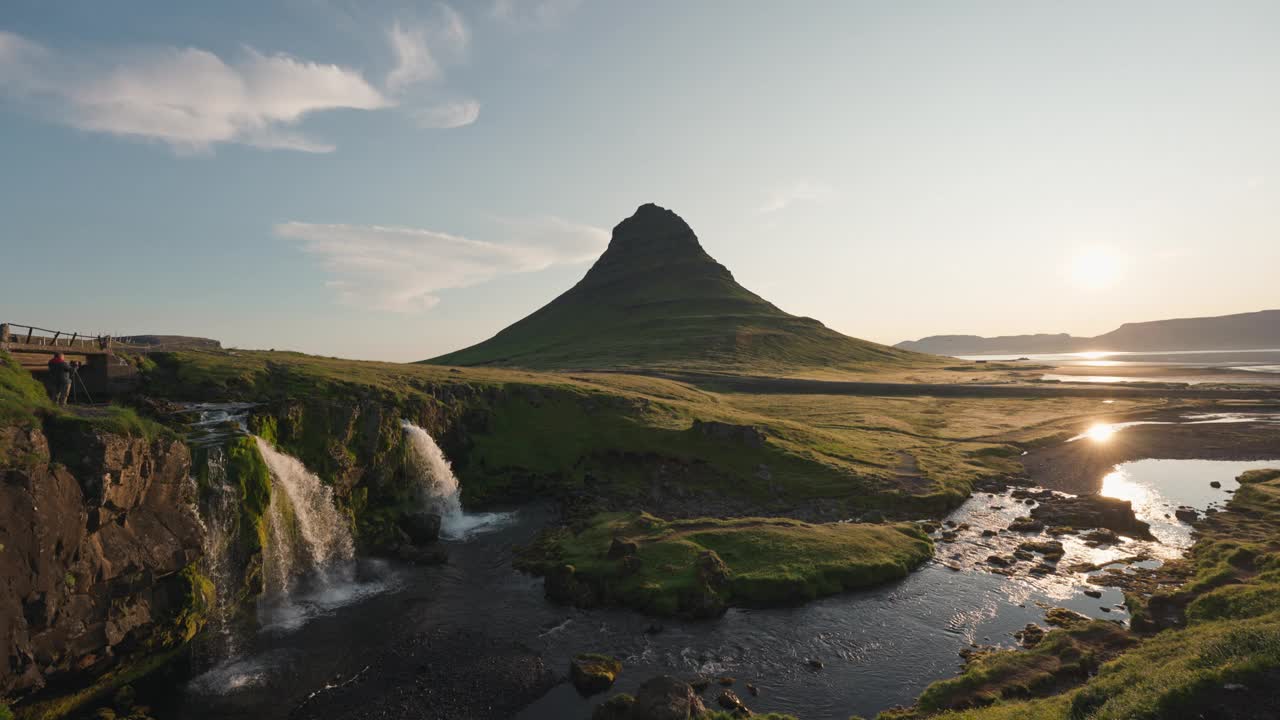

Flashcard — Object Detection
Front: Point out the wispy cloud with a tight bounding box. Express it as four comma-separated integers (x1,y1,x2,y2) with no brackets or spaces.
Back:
385,6,469,93
0,30,392,154
413,99,481,128
275,217,607,311
757,180,837,214
490,0,585,27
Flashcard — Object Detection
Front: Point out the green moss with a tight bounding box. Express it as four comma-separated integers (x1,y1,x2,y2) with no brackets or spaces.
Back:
521,512,933,617
169,565,217,644
12,647,182,720
570,653,622,695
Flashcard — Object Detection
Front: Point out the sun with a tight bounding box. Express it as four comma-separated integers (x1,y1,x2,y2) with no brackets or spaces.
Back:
1067,246,1125,290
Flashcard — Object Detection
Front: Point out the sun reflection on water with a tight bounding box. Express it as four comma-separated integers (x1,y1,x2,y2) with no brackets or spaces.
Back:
1083,423,1117,442
1100,467,1152,506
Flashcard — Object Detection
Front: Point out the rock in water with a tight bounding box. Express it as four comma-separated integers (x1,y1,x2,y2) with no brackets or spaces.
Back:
1029,495,1154,538
570,653,623,696
593,693,638,720
400,511,442,544
631,676,708,720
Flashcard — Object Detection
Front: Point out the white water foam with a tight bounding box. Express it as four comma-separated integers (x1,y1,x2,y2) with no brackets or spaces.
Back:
255,437,355,596
400,421,515,540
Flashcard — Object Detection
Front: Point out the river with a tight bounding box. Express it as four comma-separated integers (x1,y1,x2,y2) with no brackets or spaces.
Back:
154,412,1279,720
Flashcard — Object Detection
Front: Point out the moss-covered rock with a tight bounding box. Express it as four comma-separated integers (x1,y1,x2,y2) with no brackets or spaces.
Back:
570,653,622,696
519,511,933,617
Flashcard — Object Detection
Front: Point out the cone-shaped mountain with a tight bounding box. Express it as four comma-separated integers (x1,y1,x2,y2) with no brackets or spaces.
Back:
426,203,921,372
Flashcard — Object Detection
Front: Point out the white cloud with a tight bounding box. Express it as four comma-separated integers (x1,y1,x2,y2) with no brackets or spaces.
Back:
386,6,469,93
276,217,607,312
413,99,481,128
491,0,584,27
0,30,390,153
386,21,441,92
757,180,837,214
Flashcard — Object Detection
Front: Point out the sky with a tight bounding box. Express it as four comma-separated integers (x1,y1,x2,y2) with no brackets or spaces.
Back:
2,1,1278,361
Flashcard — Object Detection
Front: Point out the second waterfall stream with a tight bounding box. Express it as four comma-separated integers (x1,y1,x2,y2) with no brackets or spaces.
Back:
401,421,514,540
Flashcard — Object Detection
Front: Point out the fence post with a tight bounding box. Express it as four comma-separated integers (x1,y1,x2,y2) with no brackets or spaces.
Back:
0,323,8,346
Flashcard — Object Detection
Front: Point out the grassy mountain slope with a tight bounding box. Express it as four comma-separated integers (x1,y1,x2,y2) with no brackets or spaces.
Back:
427,203,931,373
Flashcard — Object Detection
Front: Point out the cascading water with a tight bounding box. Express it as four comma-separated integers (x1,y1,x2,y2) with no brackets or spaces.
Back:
401,421,514,539
254,437,355,596
195,445,242,659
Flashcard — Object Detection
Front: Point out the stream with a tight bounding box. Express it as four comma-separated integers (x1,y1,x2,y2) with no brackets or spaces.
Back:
156,408,1280,720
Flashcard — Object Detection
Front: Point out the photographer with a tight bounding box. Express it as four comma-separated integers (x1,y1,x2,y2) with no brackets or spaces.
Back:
47,352,73,406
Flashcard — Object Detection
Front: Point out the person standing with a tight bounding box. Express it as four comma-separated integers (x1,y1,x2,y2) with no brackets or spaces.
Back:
47,352,72,406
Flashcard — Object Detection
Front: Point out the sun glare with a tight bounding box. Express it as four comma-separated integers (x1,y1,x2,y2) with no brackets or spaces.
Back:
1084,423,1117,442
1068,246,1125,290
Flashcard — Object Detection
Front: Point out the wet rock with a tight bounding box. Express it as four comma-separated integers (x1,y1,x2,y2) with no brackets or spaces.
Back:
745,683,758,697
644,623,664,635
940,531,959,543
1030,495,1153,539
631,676,708,720
1007,517,1046,533
1012,549,1035,561
1084,589,1103,599
981,529,997,537
1044,608,1090,628
1082,528,1120,545
400,511,442,544
1210,481,1222,489
717,677,735,686
571,653,622,696
716,688,749,713
1174,507,1200,524
593,693,637,720
986,555,1014,567
1018,540,1065,559
806,659,824,670
688,676,711,692
1015,623,1046,647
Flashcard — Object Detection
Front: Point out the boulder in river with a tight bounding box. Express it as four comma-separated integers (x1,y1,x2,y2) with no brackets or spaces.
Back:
630,676,708,720
400,511,442,544
593,693,637,720
571,653,622,696
716,688,748,712
1175,506,1201,524
1029,495,1153,539
1007,516,1046,533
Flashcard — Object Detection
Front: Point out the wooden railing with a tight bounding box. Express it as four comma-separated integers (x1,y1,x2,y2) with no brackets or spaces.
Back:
1,323,115,353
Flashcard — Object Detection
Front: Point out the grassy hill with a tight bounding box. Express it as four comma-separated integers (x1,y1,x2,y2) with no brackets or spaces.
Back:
426,203,932,373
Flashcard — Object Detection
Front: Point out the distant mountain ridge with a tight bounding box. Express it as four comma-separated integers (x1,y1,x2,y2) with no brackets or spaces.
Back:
897,309,1280,356
426,203,923,372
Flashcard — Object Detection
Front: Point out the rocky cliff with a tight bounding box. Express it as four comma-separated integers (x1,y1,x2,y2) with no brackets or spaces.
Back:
0,422,207,714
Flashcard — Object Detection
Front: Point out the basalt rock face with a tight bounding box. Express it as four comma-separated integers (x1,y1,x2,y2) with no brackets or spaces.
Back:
0,424,204,701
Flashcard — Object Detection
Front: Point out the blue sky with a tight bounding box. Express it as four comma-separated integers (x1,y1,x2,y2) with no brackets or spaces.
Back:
2,1,1278,361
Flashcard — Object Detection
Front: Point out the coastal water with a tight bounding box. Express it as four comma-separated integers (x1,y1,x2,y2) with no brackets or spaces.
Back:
960,348,1280,385
162,415,1280,719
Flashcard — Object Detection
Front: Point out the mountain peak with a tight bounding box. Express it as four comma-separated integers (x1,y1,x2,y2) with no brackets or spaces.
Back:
603,203,703,257
426,204,917,371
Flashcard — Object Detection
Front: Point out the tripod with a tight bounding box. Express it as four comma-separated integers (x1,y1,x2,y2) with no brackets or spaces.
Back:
69,365,95,405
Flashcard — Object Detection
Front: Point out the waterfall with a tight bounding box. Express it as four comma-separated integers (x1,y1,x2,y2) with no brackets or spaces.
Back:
255,437,355,596
401,421,514,540
196,446,242,659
